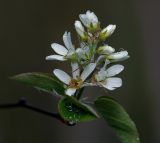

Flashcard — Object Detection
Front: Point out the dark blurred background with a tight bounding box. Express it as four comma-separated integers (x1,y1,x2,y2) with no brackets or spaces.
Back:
0,0,160,143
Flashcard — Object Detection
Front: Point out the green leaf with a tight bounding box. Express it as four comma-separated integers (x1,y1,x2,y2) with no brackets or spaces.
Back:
58,96,99,123
11,72,66,96
95,96,140,143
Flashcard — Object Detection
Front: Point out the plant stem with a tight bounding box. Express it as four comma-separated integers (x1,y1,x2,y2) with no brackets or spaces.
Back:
0,98,76,126
75,88,84,100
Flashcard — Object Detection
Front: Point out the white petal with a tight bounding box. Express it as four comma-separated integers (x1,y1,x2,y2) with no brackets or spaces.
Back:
53,69,71,85
51,43,68,56
98,45,115,54
71,62,80,79
112,55,130,62
75,21,85,37
63,32,75,50
65,88,76,96
108,51,128,60
105,45,115,53
79,14,90,27
106,65,124,77
95,69,107,81
102,25,116,35
79,10,98,28
102,77,122,90
81,63,96,81
86,10,98,24
45,55,66,61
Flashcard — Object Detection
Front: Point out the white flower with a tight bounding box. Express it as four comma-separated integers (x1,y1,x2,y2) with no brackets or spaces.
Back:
94,64,124,90
99,25,116,40
79,10,98,29
75,21,86,39
96,45,129,65
97,45,129,62
53,63,96,96
46,32,76,61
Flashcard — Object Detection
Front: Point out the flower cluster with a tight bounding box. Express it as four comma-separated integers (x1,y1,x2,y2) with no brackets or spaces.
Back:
46,10,129,96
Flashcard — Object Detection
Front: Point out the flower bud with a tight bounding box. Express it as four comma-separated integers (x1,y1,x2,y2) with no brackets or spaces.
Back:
99,25,116,41
97,45,115,54
79,10,99,31
75,21,87,40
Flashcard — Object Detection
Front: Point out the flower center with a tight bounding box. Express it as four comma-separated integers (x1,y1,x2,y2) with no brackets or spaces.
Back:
69,78,83,88
92,73,105,83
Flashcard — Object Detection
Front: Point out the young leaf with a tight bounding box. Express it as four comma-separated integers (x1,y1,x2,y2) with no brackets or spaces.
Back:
95,96,140,143
58,96,99,123
11,72,66,96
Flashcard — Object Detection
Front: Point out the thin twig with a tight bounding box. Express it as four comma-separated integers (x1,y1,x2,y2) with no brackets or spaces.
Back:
0,98,76,126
